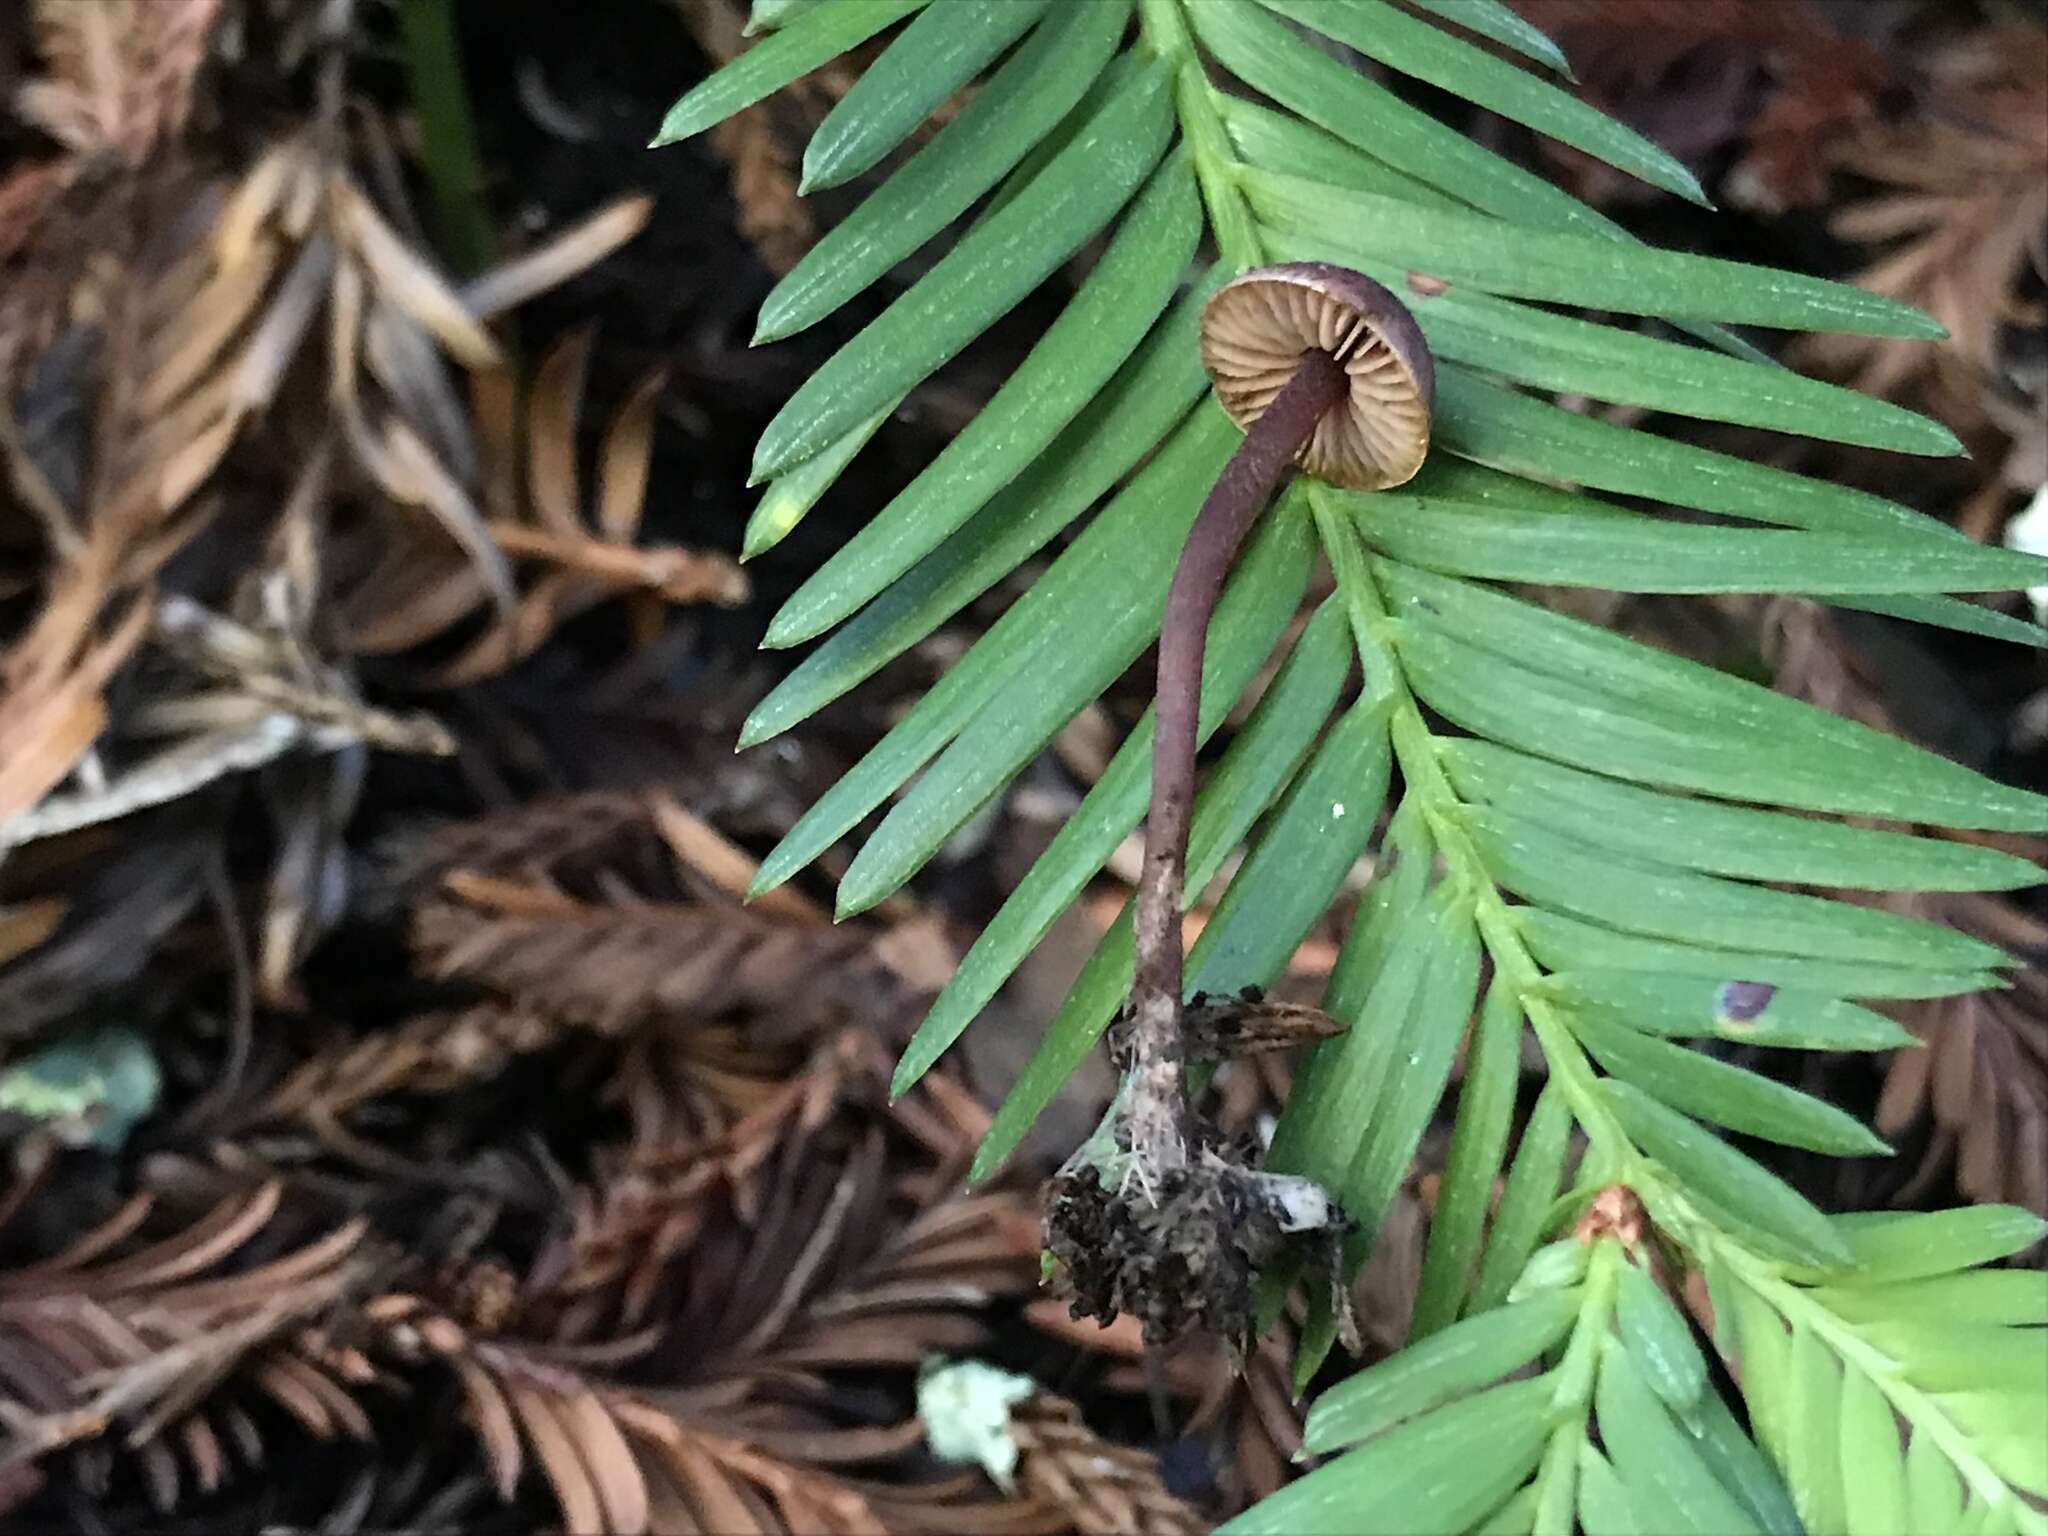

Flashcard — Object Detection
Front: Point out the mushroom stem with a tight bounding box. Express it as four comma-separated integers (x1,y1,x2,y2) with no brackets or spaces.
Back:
1125,346,1349,1168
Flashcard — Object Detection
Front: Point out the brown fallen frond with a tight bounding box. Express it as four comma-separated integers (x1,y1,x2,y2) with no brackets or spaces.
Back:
5,592,454,854
494,1061,1045,1524
253,1004,566,1125
3,951,1039,1530
1504,0,1891,214
343,331,747,685
367,1284,1044,1536
1797,24,2048,443
0,1,223,387
710,108,814,276
0,512,454,996
670,0,965,270
458,198,656,320
1876,891,2048,1225
0,1112,1043,1528
245,1003,790,1163
0,579,153,828
553,1025,1026,1336
245,787,902,1151
0,87,655,852
378,787,825,921
411,895,872,1035
650,794,829,921
1002,1392,1204,1536
0,1182,382,1514
378,791,668,897
20,0,222,165
671,0,823,275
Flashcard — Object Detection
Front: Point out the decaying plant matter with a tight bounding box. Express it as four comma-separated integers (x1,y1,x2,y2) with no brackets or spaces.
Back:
0,1044,1043,1532
1799,27,2048,418
0,787,1062,1530
0,1182,378,1511
0,0,734,848
0,629,1147,1528
343,328,748,687
0,0,747,1015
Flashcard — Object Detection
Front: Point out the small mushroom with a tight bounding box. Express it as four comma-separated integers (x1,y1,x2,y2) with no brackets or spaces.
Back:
1047,264,1429,1347
1122,264,1434,1181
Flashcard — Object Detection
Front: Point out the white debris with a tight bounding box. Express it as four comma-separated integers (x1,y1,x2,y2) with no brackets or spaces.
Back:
2004,481,2048,625
918,1358,1035,1491
1258,1172,1344,1234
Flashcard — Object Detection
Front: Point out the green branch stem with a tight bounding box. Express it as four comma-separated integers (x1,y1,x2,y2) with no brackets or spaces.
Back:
1311,494,1635,1170
1136,0,1264,268
1710,1236,2043,1523
1529,1241,1621,1533
1315,485,2038,1523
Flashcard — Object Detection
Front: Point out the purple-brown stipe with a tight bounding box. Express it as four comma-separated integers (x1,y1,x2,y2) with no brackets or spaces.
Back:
1123,347,1350,1171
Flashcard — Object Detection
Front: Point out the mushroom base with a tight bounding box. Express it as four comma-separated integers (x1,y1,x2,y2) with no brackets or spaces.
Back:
1043,1096,1357,1355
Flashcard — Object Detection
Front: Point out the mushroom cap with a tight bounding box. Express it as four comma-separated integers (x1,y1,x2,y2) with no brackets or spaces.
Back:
1199,263,1434,491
